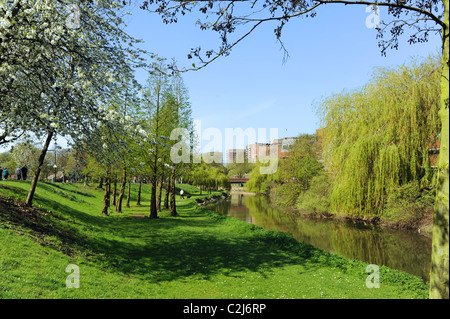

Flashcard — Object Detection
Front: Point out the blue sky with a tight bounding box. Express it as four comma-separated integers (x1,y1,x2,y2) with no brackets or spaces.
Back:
121,3,442,154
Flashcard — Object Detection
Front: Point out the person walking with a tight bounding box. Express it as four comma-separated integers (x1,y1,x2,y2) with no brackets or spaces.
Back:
21,165,28,181
180,189,184,199
3,168,9,180
16,167,22,180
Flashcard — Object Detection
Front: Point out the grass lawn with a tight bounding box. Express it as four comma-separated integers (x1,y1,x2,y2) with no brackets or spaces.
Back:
0,180,428,299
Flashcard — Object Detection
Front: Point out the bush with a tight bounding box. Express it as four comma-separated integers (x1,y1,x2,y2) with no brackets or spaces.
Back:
275,183,303,207
296,173,332,214
383,181,435,226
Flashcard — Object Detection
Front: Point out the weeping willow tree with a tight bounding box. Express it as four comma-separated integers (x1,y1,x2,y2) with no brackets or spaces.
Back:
319,56,441,217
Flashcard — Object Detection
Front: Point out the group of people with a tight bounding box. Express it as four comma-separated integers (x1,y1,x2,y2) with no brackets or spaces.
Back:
1,165,28,181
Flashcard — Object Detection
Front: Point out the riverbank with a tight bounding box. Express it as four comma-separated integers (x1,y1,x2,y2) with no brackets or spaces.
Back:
262,186,435,237
195,192,229,205
275,204,434,237
0,181,429,298
209,191,432,281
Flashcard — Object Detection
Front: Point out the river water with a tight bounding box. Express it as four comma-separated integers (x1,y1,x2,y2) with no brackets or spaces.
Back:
209,192,432,282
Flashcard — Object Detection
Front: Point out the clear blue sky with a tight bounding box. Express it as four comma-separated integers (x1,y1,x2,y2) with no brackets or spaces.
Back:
121,3,442,154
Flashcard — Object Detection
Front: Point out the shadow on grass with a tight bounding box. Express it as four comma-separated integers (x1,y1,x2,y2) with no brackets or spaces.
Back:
1,183,313,283
37,182,96,197
0,194,90,257
86,219,311,283
82,201,314,282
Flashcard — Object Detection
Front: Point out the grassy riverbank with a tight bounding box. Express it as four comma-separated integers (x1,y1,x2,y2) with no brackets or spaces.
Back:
0,181,428,298
263,178,435,236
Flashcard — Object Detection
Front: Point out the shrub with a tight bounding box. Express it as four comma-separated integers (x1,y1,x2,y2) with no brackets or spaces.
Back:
296,173,332,214
383,181,435,226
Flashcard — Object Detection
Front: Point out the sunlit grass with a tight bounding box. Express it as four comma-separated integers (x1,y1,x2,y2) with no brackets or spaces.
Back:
0,180,428,298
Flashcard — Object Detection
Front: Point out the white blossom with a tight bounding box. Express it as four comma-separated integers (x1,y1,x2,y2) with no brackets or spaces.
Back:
1,0,148,144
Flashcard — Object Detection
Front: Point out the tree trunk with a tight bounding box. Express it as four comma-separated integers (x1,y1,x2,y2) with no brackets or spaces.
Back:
164,175,170,209
25,131,54,207
112,178,117,206
101,170,111,216
126,179,131,208
150,179,158,218
98,177,103,189
430,6,449,299
136,179,142,206
156,174,163,212
170,168,177,216
149,75,162,219
115,167,126,213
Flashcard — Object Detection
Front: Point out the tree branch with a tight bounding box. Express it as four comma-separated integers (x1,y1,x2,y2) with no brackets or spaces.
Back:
313,0,445,29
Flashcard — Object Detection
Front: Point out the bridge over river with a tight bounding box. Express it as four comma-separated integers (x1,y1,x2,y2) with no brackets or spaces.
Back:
228,178,249,187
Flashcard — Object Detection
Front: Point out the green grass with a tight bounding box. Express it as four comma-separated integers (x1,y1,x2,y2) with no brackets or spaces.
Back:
0,180,429,299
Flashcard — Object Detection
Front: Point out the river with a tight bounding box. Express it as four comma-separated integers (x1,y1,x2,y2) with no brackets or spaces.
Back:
209,192,432,282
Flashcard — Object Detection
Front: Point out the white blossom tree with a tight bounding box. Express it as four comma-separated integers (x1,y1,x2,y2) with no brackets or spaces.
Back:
0,0,148,207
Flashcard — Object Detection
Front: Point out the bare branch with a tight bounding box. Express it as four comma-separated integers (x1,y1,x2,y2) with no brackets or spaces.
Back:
313,0,445,29
139,0,445,72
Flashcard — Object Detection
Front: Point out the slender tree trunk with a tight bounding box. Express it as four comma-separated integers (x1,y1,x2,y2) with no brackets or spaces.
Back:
25,131,54,207
126,179,131,208
115,167,126,213
112,177,117,206
149,146,159,217
164,175,170,209
136,178,142,206
170,168,177,216
156,174,163,212
150,150,159,218
101,169,111,216
98,177,103,189
150,178,158,218
430,6,449,299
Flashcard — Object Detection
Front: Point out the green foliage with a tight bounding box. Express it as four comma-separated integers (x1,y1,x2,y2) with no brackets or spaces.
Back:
226,155,254,178
186,162,230,193
275,183,305,207
277,134,323,190
318,56,441,216
246,162,272,194
248,134,324,207
296,173,332,214
276,135,323,207
383,181,435,225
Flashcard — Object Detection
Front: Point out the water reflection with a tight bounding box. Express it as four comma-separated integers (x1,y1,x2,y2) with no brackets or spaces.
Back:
211,193,432,282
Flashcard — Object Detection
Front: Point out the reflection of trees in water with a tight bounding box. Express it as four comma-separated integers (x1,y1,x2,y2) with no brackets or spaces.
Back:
218,194,432,281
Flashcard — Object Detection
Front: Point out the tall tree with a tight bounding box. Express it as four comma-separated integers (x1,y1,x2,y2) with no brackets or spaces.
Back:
167,73,195,216
319,57,441,216
75,88,144,215
0,0,146,207
140,0,448,299
141,66,171,218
